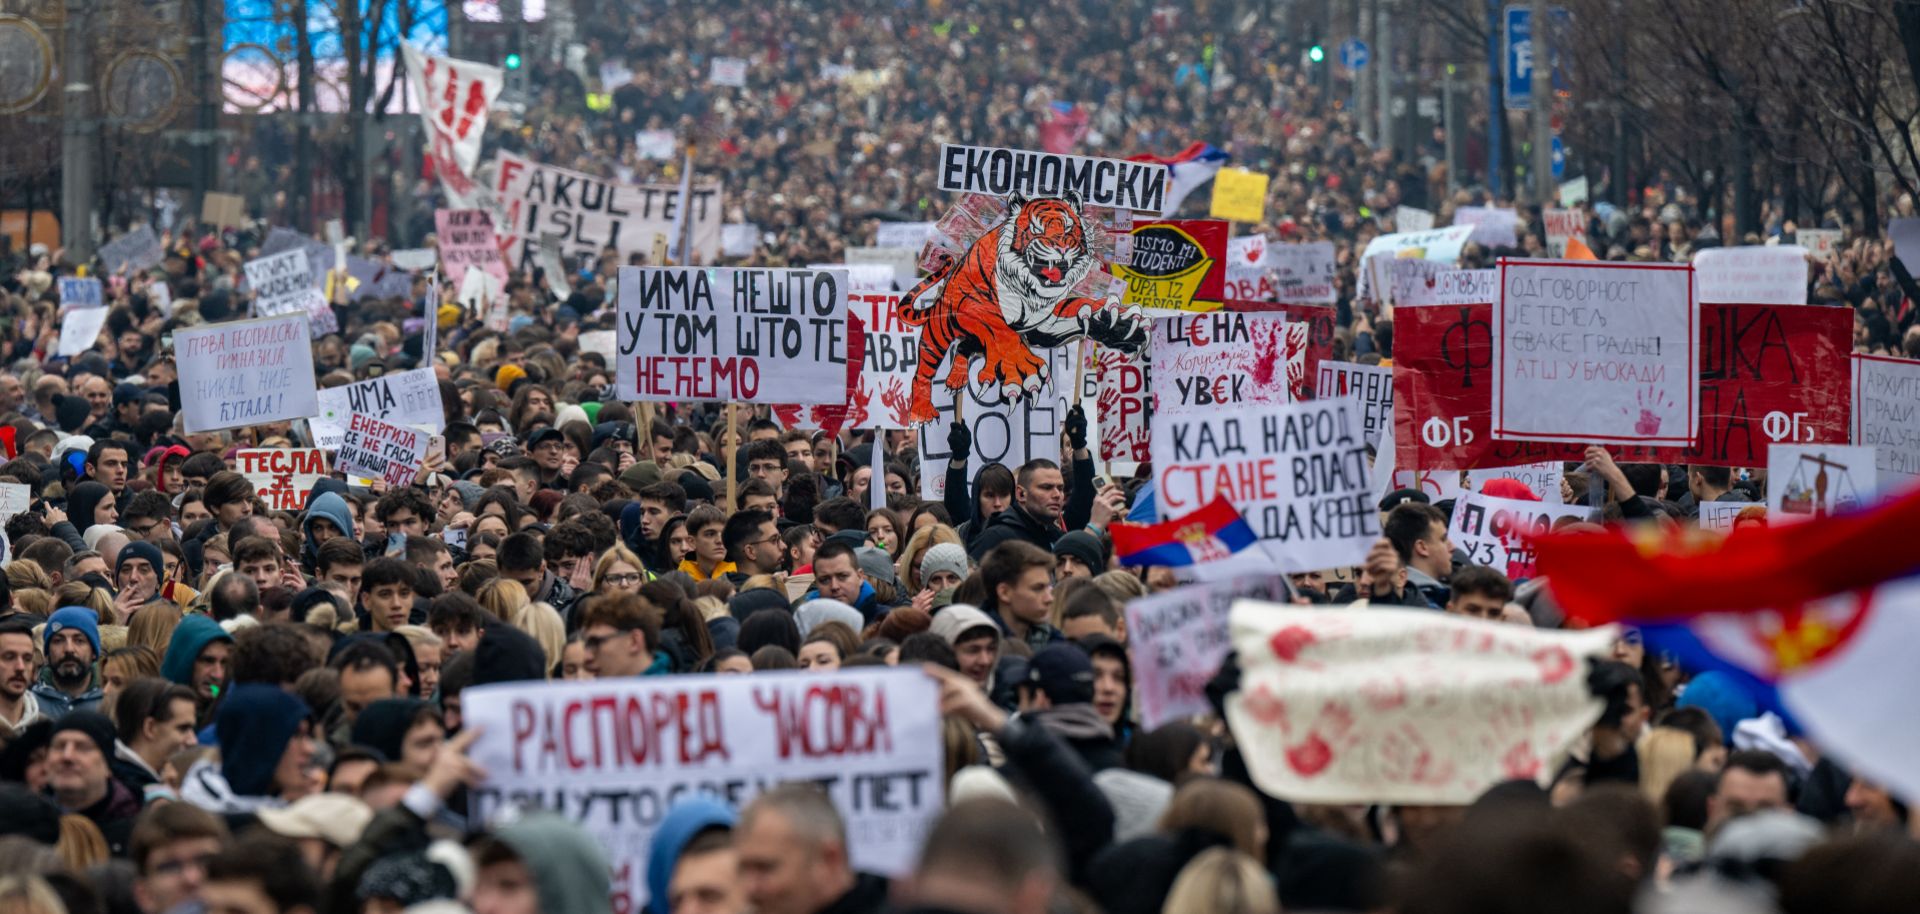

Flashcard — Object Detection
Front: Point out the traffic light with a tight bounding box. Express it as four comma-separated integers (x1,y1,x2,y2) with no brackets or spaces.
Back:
1308,45,1325,63
505,52,522,69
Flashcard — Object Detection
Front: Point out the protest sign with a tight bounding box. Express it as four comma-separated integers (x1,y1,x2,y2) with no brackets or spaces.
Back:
1226,603,1615,804
1799,229,1841,262
1223,235,1271,303
1316,363,1392,447
1768,444,1878,519
465,669,943,911
150,281,171,314
1151,313,1305,414
1453,206,1521,248
1394,206,1434,233
434,209,510,291
1226,301,1336,398
1209,168,1268,223
311,368,448,450
1227,235,1266,270
1151,398,1378,572
708,56,748,86
809,262,894,294
58,277,102,309
615,267,849,404
1116,220,1226,311
402,44,503,206
1389,468,1465,504
578,330,616,363
1892,219,1920,270
1492,260,1696,445
234,448,328,510
1094,344,1150,463
97,225,162,275
935,144,1169,214
494,150,723,268
1699,500,1764,532
1467,462,1564,503
1381,258,1449,312
876,222,935,251
1126,576,1289,730
635,129,675,160
1851,354,1920,486
244,249,333,334
56,308,110,357
846,246,919,291
259,228,396,304
390,249,438,272
0,485,28,527
1543,208,1586,258
1398,301,1849,470
1354,225,1476,301
1558,177,1590,208
1451,490,1590,579
775,290,914,431
200,192,246,228
720,224,758,258
1269,242,1337,304
917,346,1071,500
1694,246,1810,305
1397,268,1495,307
173,314,317,434
336,413,431,487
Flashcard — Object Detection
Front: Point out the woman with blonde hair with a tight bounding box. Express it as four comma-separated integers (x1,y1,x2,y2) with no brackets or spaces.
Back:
1160,777,1269,859
511,603,566,677
476,578,530,620
895,523,963,592
1159,848,1279,914
5,560,50,593
101,646,160,712
0,874,67,914
1639,726,1703,805
591,544,648,595
53,584,113,622
10,590,50,619
56,815,110,872
126,603,183,655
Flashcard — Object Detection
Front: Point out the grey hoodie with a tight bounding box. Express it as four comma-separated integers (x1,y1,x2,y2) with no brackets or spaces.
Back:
493,812,613,914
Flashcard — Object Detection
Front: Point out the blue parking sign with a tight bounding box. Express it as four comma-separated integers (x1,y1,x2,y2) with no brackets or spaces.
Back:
1339,38,1369,69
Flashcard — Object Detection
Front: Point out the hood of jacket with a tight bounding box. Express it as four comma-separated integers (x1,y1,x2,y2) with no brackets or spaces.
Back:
180,756,283,815
302,492,357,555
645,797,737,907
214,683,309,797
160,614,232,686
1028,702,1114,743
494,811,613,914
351,698,431,762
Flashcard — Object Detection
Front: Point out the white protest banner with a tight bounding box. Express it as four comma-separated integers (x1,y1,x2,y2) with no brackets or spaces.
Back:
434,209,510,291
98,226,163,275
1150,313,1305,414
538,233,572,300
494,150,723,268
465,669,943,911
808,263,894,294
708,56,748,87
846,246,919,291
459,269,504,327
1694,246,1809,305
58,277,103,310
1699,500,1763,532
1315,362,1392,447
390,249,438,272
56,308,110,357
1223,235,1273,301
616,267,849,404
1382,258,1449,311
402,43,504,207
935,144,1170,215
312,368,447,450
1543,208,1587,258
1395,206,1435,233
234,448,328,510
1398,268,1495,307
1227,234,1267,271
1797,229,1841,263
918,347,1070,500
1354,225,1476,300
720,224,758,258
1558,177,1590,208
1852,354,1920,486
1094,345,1150,463
1268,241,1336,304
1768,444,1878,520
1226,603,1615,804
1450,489,1589,579
173,314,317,434
1493,260,1696,445
1467,462,1565,504
1453,206,1521,248
244,249,334,337
1891,218,1920,269
1151,398,1378,573
1126,576,1289,730
635,129,676,160
876,222,935,252
336,413,431,487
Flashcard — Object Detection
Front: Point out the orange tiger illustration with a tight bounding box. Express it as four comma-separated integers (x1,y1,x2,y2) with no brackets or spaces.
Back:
896,193,1148,423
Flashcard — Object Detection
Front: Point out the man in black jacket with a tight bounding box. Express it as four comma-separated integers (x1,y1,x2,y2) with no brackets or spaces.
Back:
966,408,1126,561
736,784,890,914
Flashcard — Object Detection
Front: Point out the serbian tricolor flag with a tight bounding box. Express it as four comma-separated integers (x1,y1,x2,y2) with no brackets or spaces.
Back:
1127,143,1229,218
1535,484,1920,804
1110,495,1258,567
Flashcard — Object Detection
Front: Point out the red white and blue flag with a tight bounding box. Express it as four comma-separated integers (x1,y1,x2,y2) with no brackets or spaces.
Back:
1110,495,1258,568
1536,485,1920,803
1127,143,1229,218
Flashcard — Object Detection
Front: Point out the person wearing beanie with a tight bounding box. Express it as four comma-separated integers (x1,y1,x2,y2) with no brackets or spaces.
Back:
472,623,548,687
1052,530,1108,580
645,797,741,914
54,393,93,434
495,363,528,392
0,783,62,846
33,606,105,717
181,683,314,814
351,344,378,374
160,614,235,724
917,542,970,593
47,710,143,854
794,599,864,638
929,604,1002,689
115,540,168,611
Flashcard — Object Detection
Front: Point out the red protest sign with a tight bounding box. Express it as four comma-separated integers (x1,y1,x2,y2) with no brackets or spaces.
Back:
1226,299,1335,398
1395,303,1850,470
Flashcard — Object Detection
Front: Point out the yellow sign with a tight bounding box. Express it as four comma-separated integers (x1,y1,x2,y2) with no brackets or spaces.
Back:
1210,168,1268,224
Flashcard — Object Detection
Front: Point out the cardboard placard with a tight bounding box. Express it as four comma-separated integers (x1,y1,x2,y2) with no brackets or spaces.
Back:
1851,354,1920,486
1450,489,1590,579
1694,245,1809,305
1767,444,1878,519
434,209,510,291
56,308,110,357
1209,168,1268,223
173,314,318,433
493,151,723,268
1316,362,1393,448
201,192,247,228
235,448,329,510
615,267,849,404
916,347,1070,501
336,413,430,487
1151,313,1305,413
1126,576,1289,729
935,144,1169,214
312,368,448,450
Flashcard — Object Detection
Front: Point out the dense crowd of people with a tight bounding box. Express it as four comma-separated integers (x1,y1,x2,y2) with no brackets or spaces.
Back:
1,1,1918,913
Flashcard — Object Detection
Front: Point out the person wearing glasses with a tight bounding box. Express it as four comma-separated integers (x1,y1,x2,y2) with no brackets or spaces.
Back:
590,544,650,595
577,592,662,680
720,509,784,586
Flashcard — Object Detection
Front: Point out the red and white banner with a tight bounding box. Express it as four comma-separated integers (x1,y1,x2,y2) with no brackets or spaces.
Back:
403,43,503,209
1094,345,1150,463
235,449,328,511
